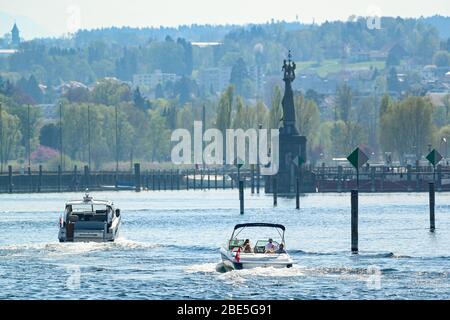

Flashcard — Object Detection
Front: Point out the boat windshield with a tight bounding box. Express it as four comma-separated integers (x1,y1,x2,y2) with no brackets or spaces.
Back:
65,204,113,223
232,225,285,243
71,204,109,213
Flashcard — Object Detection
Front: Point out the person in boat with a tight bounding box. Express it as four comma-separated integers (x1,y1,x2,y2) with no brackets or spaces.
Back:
265,238,277,253
242,239,253,253
276,243,286,254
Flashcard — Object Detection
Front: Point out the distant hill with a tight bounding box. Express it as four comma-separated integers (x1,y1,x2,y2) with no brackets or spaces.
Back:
422,15,450,39
73,21,307,46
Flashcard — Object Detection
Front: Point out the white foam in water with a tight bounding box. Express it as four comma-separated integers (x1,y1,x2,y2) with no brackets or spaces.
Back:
0,238,162,258
184,263,219,274
113,238,162,250
222,266,306,278
184,262,307,280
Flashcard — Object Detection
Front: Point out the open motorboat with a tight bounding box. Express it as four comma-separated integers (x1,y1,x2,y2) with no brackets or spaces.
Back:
220,223,294,270
58,192,121,242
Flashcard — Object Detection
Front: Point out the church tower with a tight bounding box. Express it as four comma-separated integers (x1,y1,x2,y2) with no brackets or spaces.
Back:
11,23,20,47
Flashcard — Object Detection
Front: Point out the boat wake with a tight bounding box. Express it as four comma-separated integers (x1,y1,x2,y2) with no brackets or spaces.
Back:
0,238,162,258
184,263,220,274
183,261,401,286
184,262,307,277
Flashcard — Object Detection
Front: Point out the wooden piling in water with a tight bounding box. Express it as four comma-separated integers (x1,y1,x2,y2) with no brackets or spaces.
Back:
215,169,218,190
251,165,255,194
256,165,260,194
38,165,42,193
416,170,420,192
28,166,32,192
200,169,204,190
158,170,161,191
437,165,442,191
134,163,141,192
163,170,167,190
207,169,211,190
171,170,174,190
351,189,358,253
58,165,62,192
370,167,376,192
407,164,412,192
223,169,226,189
73,165,78,191
84,165,90,190
337,165,343,193
273,177,278,207
239,180,244,215
193,169,196,191
429,182,435,232
8,165,12,193
186,171,189,191
296,176,300,210
152,170,155,190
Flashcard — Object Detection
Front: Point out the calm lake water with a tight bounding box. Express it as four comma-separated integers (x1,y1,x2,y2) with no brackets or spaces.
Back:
1,190,450,300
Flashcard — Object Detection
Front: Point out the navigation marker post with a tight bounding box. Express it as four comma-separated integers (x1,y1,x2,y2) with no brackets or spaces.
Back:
293,155,305,210
346,147,369,254
347,147,369,190
426,149,442,232
239,180,244,215
235,157,245,215
234,157,244,183
426,149,442,184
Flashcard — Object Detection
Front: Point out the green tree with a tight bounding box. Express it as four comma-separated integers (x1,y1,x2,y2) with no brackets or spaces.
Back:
0,108,22,170
380,96,434,162
336,83,352,123
295,94,320,140
147,108,171,161
433,51,450,67
216,85,234,133
255,101,268,128
91,79,132,105
268,86,283,129
443,94,450,123
232,96,246,129
230,58,251,97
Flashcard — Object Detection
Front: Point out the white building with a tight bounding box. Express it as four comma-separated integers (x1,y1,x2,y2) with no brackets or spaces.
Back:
0,49,18,57
197,67,231,94
133,70,181,89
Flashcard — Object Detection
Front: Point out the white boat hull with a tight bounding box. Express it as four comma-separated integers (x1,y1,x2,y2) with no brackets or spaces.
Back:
220,247,293,270
58,217,121,243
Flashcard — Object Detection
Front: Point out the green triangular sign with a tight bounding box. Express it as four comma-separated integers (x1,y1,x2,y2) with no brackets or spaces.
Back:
426,149,443,166
234,157,244,169
292,155,305,167
347,147,369,169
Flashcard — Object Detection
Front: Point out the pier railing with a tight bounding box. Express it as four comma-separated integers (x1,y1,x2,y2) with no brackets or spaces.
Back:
0,165,260,194
1,163,449,193
312,164,449,192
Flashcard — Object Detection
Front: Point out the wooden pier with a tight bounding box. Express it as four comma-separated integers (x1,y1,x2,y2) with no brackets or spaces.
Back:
1,163,449,194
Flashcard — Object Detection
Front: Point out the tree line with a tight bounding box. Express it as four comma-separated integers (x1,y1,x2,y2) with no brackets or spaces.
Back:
2,77,450,171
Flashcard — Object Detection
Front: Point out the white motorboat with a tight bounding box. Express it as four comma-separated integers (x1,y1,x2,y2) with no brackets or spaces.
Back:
220,223,294,270
58,192,121,242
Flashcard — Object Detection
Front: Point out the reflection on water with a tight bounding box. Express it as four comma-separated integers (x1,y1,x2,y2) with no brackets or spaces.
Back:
1,190,450,299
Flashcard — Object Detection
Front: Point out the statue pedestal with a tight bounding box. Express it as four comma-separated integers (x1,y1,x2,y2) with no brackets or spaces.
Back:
264,131,316,194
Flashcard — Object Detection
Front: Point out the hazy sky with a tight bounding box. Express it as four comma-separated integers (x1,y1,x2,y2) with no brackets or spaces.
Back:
1,0,450,38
